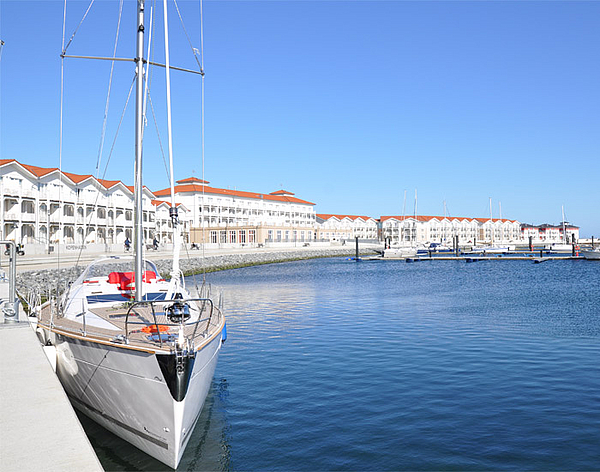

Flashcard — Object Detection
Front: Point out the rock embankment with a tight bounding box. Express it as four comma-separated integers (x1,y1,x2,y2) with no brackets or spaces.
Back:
16,247,377,298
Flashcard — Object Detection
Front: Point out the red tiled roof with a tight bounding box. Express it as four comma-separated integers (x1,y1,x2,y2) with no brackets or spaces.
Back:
151,199,185,208
317,214,374,221
1,159,59,178
176,177,209,184
0,158,137,191
154,184,315,206
381,215,517,223
270,189,295,196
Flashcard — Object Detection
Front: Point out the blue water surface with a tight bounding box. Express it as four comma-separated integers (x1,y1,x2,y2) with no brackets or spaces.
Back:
81,258,600,471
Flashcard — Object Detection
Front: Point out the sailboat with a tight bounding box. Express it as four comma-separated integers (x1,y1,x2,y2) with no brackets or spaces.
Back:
545,205,572,252
36,1,225,468
383,189,418,258
470,198,515,254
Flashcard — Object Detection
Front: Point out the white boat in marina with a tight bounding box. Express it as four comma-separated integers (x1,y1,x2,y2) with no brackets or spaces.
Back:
545,206,574,253
36,1,225,468
37,257,224,468
545,242,572,253
469,244,516,254
581,248,600,260
417,242,452,254
383,245,418,258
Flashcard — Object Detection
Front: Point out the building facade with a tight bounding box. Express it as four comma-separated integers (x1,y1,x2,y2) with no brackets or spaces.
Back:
380,215,522,245
5,159,583,252
154,178,317,247
0,159,158,250
520,223,580,243
316,214,378,241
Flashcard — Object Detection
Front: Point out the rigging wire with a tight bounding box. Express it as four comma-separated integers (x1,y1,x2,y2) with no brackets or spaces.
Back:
147,94,171,180
200,0,207,285
58,0,68,277
62,0,95,56
173,0,204,73
95,0,124,180
74,74,137,270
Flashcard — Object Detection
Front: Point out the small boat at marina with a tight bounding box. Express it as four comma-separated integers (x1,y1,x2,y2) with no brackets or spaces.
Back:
417,242,452,254
35,1,225,468
383,245,418,258
581,248,600,260
469,244,515,254
545,242,572,253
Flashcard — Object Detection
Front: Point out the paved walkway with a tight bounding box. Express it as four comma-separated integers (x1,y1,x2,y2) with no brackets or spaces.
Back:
0,320,103,472
4,244,376,274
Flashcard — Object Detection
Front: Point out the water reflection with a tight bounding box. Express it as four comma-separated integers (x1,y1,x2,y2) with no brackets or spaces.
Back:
79,257,600,471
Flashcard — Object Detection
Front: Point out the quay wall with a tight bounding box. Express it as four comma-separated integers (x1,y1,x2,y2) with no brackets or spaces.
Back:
15,247,377,297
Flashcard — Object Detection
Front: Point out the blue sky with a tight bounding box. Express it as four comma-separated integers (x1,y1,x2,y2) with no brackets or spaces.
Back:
1,1,599,236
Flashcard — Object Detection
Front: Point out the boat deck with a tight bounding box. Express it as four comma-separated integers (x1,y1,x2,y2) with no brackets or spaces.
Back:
38,299,221,353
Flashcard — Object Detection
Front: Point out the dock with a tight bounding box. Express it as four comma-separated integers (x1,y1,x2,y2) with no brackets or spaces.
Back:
0,319,103,472
371,254,584,262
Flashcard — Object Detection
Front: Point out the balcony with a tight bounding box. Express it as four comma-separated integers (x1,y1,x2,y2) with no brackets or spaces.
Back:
3,210,21,221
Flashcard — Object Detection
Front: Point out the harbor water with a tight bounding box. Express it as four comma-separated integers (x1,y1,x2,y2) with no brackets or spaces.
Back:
79,257,600,471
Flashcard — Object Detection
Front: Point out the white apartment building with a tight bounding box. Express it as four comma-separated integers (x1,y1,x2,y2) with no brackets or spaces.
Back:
0,159,158,251
154,178,317,247
380,215,522,245
316,214,379,241
521,223,580,243
152,200,191,244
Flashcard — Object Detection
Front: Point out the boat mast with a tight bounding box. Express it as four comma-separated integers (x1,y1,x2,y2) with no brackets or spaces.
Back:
499,201,502,242
134,0,145,302
561,205,566,243
413,189,417,243
401,189,407,243
163,0,182,297
489,197,493,243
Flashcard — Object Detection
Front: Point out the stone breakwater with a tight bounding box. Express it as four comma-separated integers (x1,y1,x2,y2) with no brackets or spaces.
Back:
16,247,377,298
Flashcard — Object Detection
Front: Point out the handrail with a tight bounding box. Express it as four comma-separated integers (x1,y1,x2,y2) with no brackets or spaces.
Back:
0,240,18,322
124,297,215,348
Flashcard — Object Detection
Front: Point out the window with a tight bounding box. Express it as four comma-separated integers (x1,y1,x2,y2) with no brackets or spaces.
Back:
239,230,246,244
220,231,227,243
211,231,218,244
249,230,256,243
276,230,282,241
229,230,237,243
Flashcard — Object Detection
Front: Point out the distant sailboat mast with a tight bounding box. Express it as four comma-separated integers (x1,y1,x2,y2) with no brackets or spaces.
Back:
489,197,493,244
499,201,502,242
401,189,407,243
561,205,567,243
413,189,418,243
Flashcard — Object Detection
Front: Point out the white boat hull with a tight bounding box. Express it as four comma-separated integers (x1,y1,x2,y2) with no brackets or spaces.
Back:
383,247,418,258
46,327,223,469
470,245,515,254
545,243,572,252
581,250,600,260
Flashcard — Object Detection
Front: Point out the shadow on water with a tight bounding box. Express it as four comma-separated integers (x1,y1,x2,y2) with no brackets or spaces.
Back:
76,377,231,471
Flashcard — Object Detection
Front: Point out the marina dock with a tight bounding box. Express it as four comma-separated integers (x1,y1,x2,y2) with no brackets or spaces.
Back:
0,320,103,472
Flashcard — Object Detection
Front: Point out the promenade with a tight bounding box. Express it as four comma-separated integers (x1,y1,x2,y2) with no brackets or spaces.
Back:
0,320,103,472
5,243,374,274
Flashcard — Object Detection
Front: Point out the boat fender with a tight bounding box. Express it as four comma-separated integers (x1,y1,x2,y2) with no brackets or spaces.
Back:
222,322,227,343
